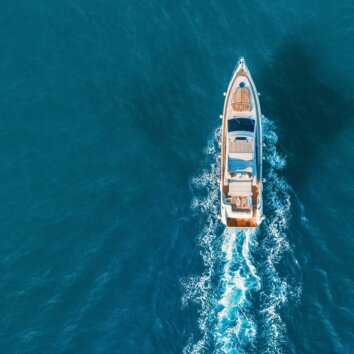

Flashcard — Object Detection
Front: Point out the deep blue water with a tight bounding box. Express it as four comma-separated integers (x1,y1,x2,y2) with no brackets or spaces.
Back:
0,0,353,353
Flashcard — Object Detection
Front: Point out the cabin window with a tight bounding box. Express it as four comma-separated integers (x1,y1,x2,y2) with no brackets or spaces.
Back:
228,118,255,132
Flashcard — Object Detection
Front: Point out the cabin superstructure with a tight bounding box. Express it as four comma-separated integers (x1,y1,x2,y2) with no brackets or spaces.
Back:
220,58,263,228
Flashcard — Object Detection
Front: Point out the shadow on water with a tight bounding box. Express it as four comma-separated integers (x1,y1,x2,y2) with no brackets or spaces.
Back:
258,37,354,189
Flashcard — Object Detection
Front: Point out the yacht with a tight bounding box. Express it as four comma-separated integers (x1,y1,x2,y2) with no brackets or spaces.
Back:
219,58,263,228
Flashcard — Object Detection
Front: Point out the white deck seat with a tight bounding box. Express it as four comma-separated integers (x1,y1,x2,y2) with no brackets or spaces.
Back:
229,152,253,161
229,139,253,153
228,181,252,196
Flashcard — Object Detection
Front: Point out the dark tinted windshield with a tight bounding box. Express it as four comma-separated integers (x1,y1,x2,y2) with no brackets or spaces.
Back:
228,118,255,132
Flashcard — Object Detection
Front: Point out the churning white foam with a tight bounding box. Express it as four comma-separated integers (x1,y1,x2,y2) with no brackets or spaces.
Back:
215,228,259,354
182,118,301,354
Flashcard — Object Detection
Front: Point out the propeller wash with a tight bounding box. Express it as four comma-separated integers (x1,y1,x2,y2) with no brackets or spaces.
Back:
182,117,301,353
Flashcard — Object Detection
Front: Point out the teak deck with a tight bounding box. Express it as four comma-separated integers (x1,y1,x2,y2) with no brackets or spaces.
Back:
232,87,251,112
227,218,258,228
225,184,260,228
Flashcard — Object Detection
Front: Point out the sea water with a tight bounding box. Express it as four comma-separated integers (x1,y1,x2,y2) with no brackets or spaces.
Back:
0,0,353,353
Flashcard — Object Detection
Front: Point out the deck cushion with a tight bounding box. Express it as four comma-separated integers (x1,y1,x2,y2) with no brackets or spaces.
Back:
228,181,252,196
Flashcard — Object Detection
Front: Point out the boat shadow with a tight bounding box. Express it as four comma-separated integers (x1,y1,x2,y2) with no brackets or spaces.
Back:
257,38,354,189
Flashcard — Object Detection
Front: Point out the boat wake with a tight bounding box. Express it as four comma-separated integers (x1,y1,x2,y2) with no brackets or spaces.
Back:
182,118,301,353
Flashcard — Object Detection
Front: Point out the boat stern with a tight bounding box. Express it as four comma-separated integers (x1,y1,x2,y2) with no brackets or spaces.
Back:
220,195,263,228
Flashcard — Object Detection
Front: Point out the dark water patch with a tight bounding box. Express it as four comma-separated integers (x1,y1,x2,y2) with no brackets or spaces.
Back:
258,37,354,190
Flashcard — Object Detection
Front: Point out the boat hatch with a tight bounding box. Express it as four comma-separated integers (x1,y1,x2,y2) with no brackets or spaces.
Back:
228,118,255,132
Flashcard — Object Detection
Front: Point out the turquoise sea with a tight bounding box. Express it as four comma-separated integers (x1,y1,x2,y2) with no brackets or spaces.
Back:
0,0,353,353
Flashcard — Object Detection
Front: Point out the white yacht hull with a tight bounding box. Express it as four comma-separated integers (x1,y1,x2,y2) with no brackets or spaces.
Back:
220,58,263,228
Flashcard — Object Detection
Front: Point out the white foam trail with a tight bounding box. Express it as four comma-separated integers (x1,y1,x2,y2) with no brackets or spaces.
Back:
243,230,259,281
183,118,301,354
256,118,302,353
182,128,222,354
215,228,259,353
